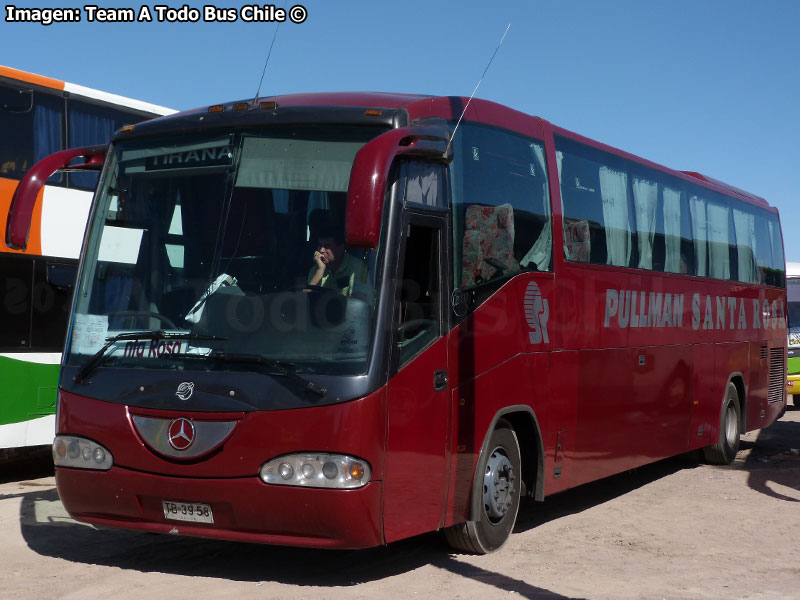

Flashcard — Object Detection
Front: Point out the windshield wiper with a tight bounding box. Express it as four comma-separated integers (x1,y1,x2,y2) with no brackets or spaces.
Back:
208,351,327,399
73,330,227,384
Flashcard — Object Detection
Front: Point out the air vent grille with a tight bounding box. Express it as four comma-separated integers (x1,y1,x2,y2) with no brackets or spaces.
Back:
768,347,785,404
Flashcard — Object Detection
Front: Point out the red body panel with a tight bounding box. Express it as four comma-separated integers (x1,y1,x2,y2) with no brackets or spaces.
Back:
383,337,449,542
58,389,387,479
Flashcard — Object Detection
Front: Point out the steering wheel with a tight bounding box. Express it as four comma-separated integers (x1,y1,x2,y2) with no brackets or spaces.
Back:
107,311,177,329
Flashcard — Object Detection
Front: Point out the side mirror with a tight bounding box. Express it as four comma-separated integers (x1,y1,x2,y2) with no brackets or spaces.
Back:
6,145,107,251
346,124,452,248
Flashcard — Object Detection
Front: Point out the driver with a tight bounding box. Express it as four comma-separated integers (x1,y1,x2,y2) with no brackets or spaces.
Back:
308,226,371,301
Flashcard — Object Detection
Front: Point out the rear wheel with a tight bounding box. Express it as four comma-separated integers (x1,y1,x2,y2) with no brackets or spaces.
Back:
444,422,521,554
702,382,741,465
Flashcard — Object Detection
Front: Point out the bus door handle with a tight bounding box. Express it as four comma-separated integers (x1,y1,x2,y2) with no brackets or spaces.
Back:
434,370,448,391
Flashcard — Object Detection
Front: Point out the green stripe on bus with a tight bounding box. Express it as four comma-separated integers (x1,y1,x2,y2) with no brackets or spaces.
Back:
789,356,800,376
0,356,59,427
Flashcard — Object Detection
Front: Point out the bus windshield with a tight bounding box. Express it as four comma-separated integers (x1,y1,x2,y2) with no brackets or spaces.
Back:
66,126,385,376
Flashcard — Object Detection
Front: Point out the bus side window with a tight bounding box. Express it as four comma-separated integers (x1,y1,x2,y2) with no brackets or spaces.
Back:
450,124,552,291
557,139,639,269
0,84,63,183
397,224,441,366
0,254,33,349
402,161,446,208
32,260,76,350
559,152,607,265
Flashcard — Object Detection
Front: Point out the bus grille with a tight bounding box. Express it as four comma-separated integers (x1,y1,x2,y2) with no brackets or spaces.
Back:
768,348,785,403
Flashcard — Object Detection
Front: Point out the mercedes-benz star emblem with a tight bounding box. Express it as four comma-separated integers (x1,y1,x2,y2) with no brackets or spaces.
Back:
167,418,196,451
176,381,195,401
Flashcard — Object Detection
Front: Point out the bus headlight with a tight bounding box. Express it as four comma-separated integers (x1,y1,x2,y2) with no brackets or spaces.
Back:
53,435,113,470
259,453,371,489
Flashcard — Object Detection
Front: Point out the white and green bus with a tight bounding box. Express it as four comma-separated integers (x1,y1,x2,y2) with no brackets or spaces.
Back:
787,262,800,406
0,65,173,456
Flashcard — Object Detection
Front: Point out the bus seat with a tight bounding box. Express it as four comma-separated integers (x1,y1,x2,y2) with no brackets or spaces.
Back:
488,204,520,273
461,203,519,287
564,219,591,262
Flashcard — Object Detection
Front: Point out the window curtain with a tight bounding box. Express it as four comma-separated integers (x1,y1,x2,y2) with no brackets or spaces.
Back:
662,187,683,273
34,103,62,183
689,196,708,277
33,103,61,162
632,177,657,270
732,208,757,283
69,109,116,188
768,219,784,274
599,166,630,267
706,200,730,280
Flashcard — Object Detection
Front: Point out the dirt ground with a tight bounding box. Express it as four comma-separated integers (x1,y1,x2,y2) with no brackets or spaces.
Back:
1,407,799,600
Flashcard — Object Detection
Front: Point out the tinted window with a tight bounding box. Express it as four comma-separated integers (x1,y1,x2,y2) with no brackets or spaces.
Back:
0,83,63,183
401,161,447,209
557,137,634,268
767,213,785,287
629,166,694,274
0,255,76,351
556,135,784,286
32,260,76,349
451,123,552,290
0,255,33,348
68,100,148,190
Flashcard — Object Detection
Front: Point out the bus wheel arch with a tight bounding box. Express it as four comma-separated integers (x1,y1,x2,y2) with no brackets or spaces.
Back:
703,378,743,465
443,407,544,554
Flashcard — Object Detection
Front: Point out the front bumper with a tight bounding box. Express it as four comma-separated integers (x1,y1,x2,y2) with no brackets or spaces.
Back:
56,465,383,549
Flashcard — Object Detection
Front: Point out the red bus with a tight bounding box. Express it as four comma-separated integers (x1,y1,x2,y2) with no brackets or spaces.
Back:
6,93,788,553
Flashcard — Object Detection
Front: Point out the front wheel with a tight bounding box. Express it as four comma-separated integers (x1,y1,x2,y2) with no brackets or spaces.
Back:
444,422,521,554
702,382,741,465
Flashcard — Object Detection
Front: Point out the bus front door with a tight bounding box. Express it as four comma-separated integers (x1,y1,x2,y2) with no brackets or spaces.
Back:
383,215,450,543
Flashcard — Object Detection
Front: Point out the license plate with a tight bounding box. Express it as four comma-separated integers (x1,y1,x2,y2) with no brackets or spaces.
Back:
162,500,214,523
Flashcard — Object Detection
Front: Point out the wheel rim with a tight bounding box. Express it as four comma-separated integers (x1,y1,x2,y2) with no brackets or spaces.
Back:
483,445,515,524
724,401,738,447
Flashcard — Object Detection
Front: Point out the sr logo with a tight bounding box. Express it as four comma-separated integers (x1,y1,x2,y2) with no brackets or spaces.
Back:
523,281,550,344
176,381,195,401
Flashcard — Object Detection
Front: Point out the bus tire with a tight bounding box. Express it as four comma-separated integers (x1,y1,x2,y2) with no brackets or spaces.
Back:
444,423,521,554
793,395,800,408
702,382,741,465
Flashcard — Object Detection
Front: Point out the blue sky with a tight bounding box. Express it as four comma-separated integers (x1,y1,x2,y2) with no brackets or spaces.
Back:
3,0,799,260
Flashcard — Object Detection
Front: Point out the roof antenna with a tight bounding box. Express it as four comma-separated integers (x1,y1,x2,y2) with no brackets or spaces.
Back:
254,2,287,104
444,23,511,158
